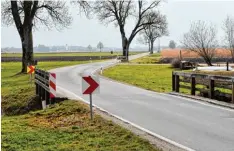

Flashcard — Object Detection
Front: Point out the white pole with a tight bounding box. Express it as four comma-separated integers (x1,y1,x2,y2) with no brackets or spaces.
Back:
90,94,93,120
100,67,103,75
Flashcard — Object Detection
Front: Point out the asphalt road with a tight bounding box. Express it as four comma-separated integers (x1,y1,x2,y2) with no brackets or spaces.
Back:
51,54,234,151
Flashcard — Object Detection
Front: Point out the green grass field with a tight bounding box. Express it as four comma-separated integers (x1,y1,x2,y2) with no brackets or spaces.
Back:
1,51,143,57
103,64,233,95
104,64,174,92
1,61,159,151
2,100,158,151
131,53,161,64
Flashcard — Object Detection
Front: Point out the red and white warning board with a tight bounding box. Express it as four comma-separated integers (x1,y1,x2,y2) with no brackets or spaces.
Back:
27,65,35,74
49,73,56,98
82,76,100,94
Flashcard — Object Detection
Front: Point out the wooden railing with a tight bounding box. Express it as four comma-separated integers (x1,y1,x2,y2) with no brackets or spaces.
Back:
172,71,234,103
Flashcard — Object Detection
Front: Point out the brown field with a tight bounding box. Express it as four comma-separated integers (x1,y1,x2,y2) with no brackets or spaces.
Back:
161,48,231,58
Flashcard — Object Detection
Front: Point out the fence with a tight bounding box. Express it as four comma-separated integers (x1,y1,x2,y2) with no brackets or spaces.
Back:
172,71,234,103
35,69,56,109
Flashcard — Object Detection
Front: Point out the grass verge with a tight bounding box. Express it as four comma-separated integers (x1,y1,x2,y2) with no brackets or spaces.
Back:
131,53,161,64
2,100,158,151
1,61,101,115
103,64,173,93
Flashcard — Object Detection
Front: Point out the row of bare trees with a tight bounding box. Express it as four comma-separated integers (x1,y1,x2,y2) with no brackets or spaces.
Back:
181,16,234,66
1,0,168,72
138,11,168,54
93,1,168,57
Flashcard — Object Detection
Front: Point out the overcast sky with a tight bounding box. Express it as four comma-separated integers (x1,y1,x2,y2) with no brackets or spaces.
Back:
1,0,234,48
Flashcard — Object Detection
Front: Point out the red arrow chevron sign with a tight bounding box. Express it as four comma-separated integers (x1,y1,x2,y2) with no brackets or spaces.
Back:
82,76,100,94
27,65,35,74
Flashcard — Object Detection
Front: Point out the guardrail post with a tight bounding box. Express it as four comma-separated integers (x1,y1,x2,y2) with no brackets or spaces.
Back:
38,70,41,99
209,78,214,99
191,76,196,95
232,82,234,104
175,75,180,92
41,70,46,109
45,72,50,106
172,72,175,91
35,69,39,95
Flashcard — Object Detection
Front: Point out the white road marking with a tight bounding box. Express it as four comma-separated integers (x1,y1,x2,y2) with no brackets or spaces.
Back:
57,85,196,151
52,53,233,151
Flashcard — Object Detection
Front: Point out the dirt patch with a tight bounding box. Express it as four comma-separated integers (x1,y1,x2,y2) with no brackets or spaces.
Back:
2,92,42,116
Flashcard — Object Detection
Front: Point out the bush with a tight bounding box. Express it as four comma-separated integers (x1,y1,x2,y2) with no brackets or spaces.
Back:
159,57,171,63
171,58,181,68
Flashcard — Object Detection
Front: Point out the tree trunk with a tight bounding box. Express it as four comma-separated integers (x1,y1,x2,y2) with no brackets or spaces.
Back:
21,27,34,73
230,49,234,63
203,56,213,66
148,42,150,52
122,36,129,61
150,40,154,54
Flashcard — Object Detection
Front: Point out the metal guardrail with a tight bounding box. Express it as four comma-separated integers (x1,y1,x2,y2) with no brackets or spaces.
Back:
172,71,234,103
35,69,53,108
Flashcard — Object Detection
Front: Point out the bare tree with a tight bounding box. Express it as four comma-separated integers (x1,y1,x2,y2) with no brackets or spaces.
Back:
169,40,176,49
1,0,88,73
139,11,168,54
223,15,234,62
97,42,104,52
181,21,218,66
1,1,72,72
93,0,163,60
137,34,150,51
87,45,92,52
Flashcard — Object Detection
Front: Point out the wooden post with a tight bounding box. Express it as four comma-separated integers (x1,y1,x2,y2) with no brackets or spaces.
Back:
227,61,229,71
175,75,180,92
191,76,196,95
209,79,214,99
232,82,234,104
180,62,183,70
172,72,175,91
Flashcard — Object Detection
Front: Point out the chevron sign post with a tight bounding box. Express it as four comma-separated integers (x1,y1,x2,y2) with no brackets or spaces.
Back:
49,73,56,99
82,76,100,120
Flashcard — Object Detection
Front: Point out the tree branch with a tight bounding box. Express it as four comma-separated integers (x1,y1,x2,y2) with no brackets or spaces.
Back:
10,1,23,36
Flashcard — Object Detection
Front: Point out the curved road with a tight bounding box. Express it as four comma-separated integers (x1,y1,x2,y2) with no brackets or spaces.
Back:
50,54,234,151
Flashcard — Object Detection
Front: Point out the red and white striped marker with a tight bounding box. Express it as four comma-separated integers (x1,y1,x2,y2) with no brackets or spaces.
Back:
49,73,56,98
